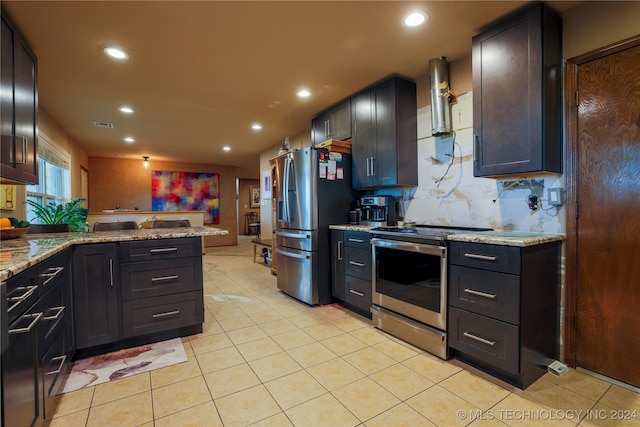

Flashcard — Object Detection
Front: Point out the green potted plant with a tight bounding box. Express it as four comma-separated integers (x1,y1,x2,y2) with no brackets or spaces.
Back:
26,198,90,232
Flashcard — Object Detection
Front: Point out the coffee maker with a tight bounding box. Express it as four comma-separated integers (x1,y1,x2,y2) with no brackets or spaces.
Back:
357,195,396,227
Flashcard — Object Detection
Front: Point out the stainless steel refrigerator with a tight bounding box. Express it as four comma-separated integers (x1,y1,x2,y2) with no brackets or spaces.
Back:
274,146,354,305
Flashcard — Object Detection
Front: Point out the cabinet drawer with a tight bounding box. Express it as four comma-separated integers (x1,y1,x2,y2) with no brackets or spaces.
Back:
449,242,520,274
40,327,68,421
449,265,520,325
344,275,372,312
120,258,203,300
39,250,71,295
344,231,371,249
39,280,66,350
119,237,201,263
122,291,204,338
345,247,372,281
449,307,519,374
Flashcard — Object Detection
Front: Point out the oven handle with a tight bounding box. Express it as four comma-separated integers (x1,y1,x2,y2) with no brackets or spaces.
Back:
371,238,445,257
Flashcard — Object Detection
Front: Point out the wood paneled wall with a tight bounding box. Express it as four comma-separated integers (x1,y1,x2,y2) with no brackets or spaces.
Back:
88,157,238,246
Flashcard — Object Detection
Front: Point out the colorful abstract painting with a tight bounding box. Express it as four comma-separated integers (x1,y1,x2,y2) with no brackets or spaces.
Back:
151,170,219,224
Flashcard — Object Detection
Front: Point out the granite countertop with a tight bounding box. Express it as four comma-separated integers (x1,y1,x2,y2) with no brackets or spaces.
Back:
447,230,565,247
0,227,228,280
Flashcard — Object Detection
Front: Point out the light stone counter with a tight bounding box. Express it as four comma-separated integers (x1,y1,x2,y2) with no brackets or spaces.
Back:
0,227,227,280
447,231,565,247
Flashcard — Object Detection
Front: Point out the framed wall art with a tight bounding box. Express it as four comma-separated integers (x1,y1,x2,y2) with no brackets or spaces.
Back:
262,169,272,199
250,185,260,208
151,170,220,224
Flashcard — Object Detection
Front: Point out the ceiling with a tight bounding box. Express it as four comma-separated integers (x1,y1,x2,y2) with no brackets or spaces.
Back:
3,1,579,176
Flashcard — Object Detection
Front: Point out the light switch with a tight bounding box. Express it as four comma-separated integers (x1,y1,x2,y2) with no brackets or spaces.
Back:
548,188,564,206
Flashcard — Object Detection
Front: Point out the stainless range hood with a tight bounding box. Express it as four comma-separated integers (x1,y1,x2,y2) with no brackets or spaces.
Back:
429,57,452,136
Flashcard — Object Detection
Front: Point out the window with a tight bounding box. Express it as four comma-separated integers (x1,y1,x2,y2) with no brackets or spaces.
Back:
26,134,71,224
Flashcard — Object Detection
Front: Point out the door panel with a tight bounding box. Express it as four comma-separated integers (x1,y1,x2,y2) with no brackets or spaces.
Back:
276,149,316,231
575,42,640,387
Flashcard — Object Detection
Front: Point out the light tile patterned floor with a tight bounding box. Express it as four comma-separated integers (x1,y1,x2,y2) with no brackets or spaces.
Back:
46,236,639,427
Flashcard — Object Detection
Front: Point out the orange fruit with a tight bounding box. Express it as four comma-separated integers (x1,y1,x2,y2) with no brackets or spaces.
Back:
0,217,11,228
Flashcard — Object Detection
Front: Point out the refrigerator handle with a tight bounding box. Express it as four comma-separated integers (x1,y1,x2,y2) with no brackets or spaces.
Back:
275,231,310,239
282,156,291,222
276,248,310,260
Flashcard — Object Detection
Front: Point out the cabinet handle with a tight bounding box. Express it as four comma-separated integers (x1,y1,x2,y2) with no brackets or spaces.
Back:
370,157,375,176
42,266,64,286
464,253,497,261
43,305,65,321
327,119,332,137
149,247,179,254
9,312,43,335
463,332,496,347
463,289,497,299
109,259,114,288
151,275,179,283
153,310,180,319
349,289,365,297
366,157,370,177
349,261,366,267
17,136,28,164
46,355,67,376
8,285,37,303
348,238,364,243
473,135,479,162
337,240,343,261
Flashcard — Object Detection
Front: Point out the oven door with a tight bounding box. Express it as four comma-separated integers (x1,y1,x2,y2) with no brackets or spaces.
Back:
371,238,447,330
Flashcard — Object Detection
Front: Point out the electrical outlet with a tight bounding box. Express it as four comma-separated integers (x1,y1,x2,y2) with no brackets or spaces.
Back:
527,194,539,211
548,188,565,206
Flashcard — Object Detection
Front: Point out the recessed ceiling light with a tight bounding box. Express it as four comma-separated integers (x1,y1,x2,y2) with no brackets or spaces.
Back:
297,89,311,98
251,123,262,130
223,146,231,152
124,137,135,143
103,46,129,60
119,106,134,114
403,11,428,27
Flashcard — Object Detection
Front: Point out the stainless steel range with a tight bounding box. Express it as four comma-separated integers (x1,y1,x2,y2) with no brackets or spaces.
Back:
370,225,490,359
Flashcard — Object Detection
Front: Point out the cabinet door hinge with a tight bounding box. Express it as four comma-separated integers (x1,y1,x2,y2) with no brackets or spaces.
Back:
575,91,579,107
574,312,578,330
575,203,579,219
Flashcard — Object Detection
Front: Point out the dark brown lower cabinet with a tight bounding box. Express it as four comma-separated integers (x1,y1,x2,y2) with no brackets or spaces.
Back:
448,240,561,389
73,237,204,357
1,249,73,427
331,230,372,317
73,243,120,350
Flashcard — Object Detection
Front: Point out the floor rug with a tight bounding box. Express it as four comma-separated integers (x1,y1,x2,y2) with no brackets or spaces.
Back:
62,337,187,393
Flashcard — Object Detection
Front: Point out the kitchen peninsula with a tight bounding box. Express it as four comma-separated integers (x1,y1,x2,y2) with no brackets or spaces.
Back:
1,226,226,427
0,226,226,280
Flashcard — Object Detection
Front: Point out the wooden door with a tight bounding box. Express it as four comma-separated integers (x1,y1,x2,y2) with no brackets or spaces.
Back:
574,40,640,387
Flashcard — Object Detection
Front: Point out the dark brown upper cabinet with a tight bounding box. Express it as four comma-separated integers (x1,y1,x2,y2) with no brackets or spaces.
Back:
311,99,351,146
351,76,417,189
1,9,38,185
472,3,562,177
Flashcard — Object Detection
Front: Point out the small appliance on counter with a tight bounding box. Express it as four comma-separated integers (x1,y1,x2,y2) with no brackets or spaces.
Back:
358,195,396,227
